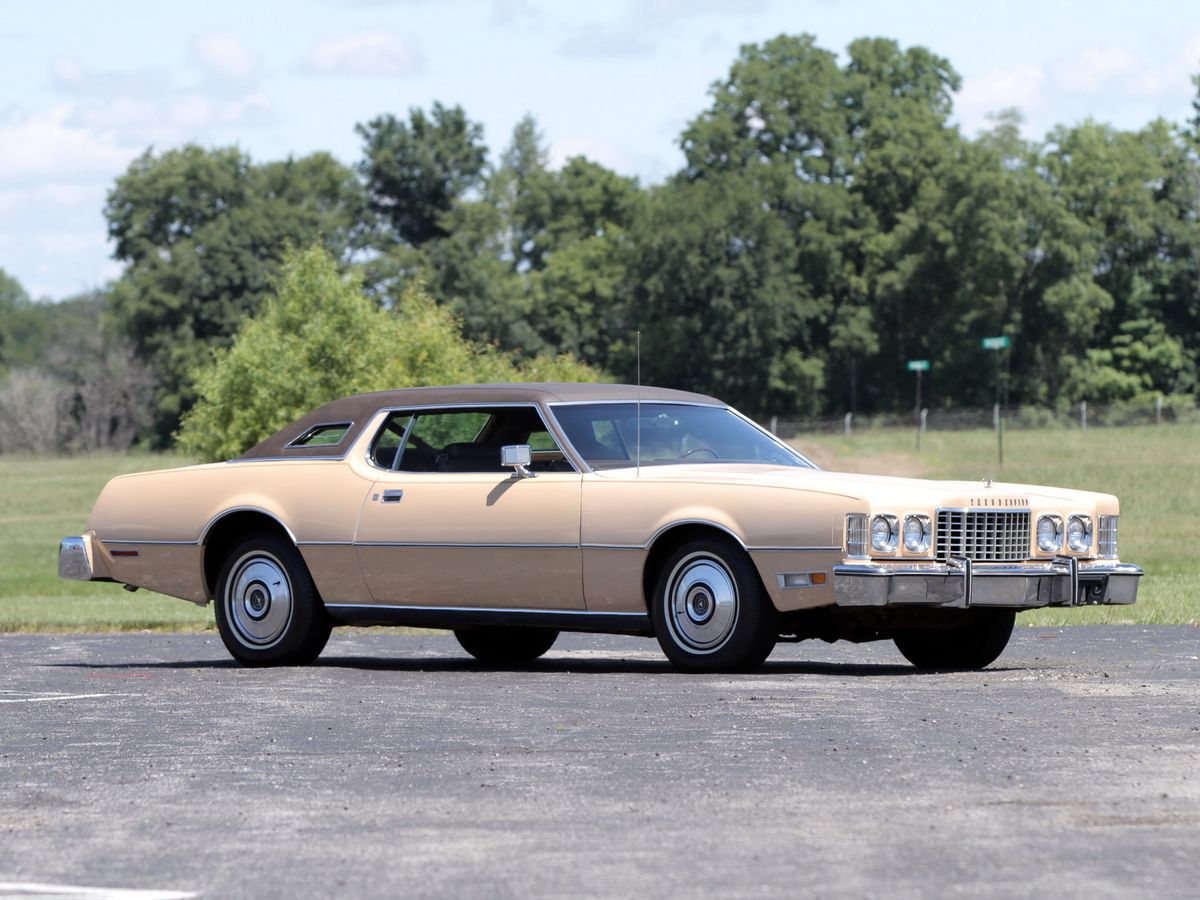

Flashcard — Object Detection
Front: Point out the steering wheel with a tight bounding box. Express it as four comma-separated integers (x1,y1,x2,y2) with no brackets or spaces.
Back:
678,447,719,460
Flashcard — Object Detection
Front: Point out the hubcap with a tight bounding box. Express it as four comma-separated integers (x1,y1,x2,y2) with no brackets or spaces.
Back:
665,553,738,652
226,554,292,647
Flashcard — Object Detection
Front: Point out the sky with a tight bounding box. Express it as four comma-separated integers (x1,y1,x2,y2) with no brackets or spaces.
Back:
2,0,1198,301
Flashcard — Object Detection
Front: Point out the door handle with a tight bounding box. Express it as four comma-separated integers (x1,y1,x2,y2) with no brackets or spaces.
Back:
379,489,404,504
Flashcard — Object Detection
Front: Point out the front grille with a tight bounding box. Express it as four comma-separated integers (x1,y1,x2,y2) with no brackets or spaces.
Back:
935,510,1030,562
846,514,868,558
1098,515,1119,558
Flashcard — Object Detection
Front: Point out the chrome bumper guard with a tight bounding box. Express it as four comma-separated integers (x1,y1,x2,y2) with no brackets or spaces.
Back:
59,535,95,581
832,557,1142,609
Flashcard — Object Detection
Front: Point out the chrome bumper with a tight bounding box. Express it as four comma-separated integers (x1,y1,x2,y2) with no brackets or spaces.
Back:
832,557,1142,609
59,535,96,581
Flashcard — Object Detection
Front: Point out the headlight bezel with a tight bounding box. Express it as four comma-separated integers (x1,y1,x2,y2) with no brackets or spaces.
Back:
1036,514,1064,554
1066,514,1093,553
902,514,932,554
870,514,899,554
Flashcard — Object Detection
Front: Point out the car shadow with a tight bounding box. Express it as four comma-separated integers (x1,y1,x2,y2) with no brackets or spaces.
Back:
45,657,1024,677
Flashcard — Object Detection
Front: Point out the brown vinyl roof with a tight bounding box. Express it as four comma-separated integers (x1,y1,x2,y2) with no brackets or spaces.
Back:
235,382,723,461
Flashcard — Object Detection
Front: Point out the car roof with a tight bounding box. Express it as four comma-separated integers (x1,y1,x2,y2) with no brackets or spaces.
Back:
235,382,723,460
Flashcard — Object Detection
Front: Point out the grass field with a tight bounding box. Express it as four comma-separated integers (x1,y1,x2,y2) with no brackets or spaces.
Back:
1,425,1196,631
0,454,213,632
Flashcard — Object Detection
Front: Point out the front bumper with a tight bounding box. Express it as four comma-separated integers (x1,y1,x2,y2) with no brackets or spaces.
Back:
832,557,1142,609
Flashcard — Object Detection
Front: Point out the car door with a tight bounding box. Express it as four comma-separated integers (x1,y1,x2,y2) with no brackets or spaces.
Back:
355,406,584,609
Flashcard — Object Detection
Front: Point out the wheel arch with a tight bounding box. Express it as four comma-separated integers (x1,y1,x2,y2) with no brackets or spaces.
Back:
202,508,297,600
641,520,754,611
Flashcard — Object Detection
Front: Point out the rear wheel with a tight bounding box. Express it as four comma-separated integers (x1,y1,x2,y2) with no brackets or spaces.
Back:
651,537,777,673
214,534,331,666
893,608,1015,670
454,626,558,665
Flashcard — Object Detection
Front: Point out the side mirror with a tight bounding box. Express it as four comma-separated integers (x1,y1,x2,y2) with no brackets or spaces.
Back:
501,444,536,478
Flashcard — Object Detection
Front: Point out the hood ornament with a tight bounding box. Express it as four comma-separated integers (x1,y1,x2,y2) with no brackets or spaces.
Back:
983,477,993,488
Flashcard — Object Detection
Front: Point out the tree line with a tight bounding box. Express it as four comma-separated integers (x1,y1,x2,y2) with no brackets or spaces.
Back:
2,33,1199,454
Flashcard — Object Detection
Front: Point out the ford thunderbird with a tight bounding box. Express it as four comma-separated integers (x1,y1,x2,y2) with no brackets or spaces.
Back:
60,383,1141,671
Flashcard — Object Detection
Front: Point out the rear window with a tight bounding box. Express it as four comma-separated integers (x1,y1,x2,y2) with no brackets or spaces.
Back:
288,423,352,447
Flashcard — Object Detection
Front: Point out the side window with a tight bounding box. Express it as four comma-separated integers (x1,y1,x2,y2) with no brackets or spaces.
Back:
369,406,576,474
399,411,493,473
369,414,412,469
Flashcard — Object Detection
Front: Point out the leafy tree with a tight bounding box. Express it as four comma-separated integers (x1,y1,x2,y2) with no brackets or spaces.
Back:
356,103,488,247
105,145,366,443
178,246,599,461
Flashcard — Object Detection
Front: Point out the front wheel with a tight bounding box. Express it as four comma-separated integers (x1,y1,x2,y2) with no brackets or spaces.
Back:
651,538,777,672
214,534,331,666
893,608,1015,670
454,626,558,665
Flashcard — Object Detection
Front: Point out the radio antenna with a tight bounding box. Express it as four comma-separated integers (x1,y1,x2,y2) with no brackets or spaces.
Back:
636,330,641,479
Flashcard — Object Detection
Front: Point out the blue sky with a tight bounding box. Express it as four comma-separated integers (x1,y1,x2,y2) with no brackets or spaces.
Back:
2,0,1198,300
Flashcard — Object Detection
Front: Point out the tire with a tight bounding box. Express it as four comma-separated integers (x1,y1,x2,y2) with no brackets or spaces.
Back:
214,534,331,666
453,626,558,665
651,538,778,673
893,608,1016,670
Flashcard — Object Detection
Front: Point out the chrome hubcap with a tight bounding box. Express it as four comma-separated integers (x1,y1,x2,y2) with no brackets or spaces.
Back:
665,553,738,653
226,553,292,647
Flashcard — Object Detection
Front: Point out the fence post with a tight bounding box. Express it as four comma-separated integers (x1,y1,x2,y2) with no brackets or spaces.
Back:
993,403,1000,431
1080,400,1088,432
1155,395,1162,425
843,412,852,435
920,408,928,434
769,415,778,435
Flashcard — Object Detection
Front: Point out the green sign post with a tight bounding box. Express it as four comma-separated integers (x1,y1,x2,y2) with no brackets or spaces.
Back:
907,360,929,450
982,336,1011,465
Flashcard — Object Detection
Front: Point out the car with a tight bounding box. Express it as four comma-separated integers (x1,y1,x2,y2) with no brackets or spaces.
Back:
59,382,1142,671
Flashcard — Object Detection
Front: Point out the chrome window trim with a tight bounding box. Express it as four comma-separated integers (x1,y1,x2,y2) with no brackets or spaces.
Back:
226,455,347,463
361,402,580,475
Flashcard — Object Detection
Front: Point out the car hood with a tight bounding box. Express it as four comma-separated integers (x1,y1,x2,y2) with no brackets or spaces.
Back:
592,464,1117,512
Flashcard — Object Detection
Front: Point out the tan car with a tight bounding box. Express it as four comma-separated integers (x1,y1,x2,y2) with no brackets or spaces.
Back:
60,383,1142,671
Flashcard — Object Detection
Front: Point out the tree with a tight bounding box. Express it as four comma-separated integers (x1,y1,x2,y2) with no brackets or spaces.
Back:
178,246,599,461
356,103,488,247
105,145,366,443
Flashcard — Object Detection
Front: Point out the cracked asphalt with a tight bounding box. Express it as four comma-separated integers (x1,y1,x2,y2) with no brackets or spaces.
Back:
1,626,1198,899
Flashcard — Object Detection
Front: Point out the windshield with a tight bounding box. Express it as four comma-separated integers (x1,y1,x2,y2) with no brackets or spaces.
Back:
551,403,813,470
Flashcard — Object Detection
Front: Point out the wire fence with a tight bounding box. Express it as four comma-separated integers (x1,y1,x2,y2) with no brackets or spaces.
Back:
767,397,1200,437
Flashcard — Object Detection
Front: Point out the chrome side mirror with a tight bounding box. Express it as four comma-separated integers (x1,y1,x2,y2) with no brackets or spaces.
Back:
501,444,536,478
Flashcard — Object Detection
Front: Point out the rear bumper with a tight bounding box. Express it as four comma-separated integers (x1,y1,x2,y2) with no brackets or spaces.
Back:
832,557,1142,609
59,533,112,582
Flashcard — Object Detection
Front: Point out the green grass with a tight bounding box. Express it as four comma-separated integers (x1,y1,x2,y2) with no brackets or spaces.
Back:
795,423,1200,625
2,426,1196,630
0,454,214,632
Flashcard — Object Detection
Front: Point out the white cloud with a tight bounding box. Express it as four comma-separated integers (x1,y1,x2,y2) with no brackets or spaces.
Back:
0,107,130,182
1052,47,1136,94
191,32,260,85
305,32,425,76
955,63,1047,134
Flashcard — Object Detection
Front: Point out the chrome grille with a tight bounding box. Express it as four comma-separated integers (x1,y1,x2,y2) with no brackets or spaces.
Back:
846,514,868,558
1098,515,1119,558
935,510,1030,562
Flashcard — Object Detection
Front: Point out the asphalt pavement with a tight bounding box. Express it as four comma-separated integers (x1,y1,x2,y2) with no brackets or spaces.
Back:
1,626,1198,899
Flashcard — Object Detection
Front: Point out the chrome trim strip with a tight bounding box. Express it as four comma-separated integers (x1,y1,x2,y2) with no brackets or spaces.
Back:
646,519,748,551
102,539,199,546
748,545,840,553
226,455,347,463
326,603,643,617
581,543,644,551
354,541,580,550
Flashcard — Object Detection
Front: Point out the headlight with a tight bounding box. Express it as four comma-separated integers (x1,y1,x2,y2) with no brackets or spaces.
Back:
871,515,898,553
902,515,931,553
1037,515,1063,553
1066,515,1092,553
